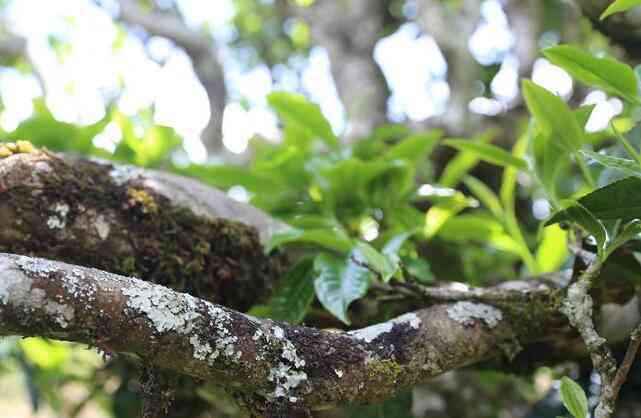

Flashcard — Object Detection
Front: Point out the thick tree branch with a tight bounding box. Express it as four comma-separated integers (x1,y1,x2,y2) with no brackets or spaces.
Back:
0,253,567,411
0,150,287,310
116,0,227,155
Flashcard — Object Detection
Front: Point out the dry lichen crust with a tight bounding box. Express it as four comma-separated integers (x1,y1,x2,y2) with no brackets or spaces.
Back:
0,151,287,310
0,254,527,409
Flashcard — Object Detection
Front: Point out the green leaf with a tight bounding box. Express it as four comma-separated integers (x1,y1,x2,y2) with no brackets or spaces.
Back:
438,130,497,187
384,130,442,163
352,241,398,282
605,219,641,260
443,139,528,170
522,80,584,152
20,338,71,370
265,227,353,253
543,45,639,104
314,253,373,324
559,377,588,418
552,202,608,259
424,192,473,239
536,224,569,273
600,0,641,19
402,257,434,282
268,92,340,149
533,132,569,201
463,176,504,219
437,213,522,255
250,258,316,323
548,177,641,222
580,150,641,177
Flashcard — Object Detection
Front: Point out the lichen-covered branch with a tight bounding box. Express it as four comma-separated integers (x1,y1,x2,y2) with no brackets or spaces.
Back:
0,150,287,311
561,262,640,418
0,253,567,411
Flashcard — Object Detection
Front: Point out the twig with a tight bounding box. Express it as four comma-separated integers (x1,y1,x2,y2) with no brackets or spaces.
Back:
610,324,641,402
561,261,641,418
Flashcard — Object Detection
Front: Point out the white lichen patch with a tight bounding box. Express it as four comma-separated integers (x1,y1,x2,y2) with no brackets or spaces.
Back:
121,281,242,365
122,281,201,333
349,312,422,343
272,326,285,339
334,369,344,378
268,362,308,401
47,202,70,230
109,165,143,186
94,215,110,240
2,258,75,328
447,301,503,328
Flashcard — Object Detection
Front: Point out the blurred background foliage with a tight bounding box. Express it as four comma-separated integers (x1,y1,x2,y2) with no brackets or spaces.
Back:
0,0,640,417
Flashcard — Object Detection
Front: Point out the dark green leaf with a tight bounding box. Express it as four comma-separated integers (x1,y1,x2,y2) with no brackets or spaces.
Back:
265,227,353,253
543,45,639,103
559,377,588,418
547,177,641,222
443,139,528,170
551,202,607,258
314,253,373,324
250,258,315,323
605,219,641,259
402,257,434,282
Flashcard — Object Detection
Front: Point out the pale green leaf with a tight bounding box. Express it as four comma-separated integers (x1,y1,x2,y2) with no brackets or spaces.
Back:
560,377,588,418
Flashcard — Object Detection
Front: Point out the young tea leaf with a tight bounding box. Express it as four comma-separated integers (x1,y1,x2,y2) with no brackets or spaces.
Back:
559,377,588,418
443,139,528,171
543,45,639,104
600,0,641,19
522,80,584,152
268,92,340,150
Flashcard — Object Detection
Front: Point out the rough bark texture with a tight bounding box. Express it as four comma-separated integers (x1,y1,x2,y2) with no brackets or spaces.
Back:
0,253,568,411
0,150,287,310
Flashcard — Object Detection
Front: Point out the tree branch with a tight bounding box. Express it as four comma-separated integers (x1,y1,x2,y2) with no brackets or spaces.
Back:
561,261,641,418
116,0,227,155
0,150,287,310
0,253,567,411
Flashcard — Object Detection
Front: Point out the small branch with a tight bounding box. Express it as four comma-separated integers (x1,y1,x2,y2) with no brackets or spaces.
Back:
610,324,641,402
561,261,640,418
